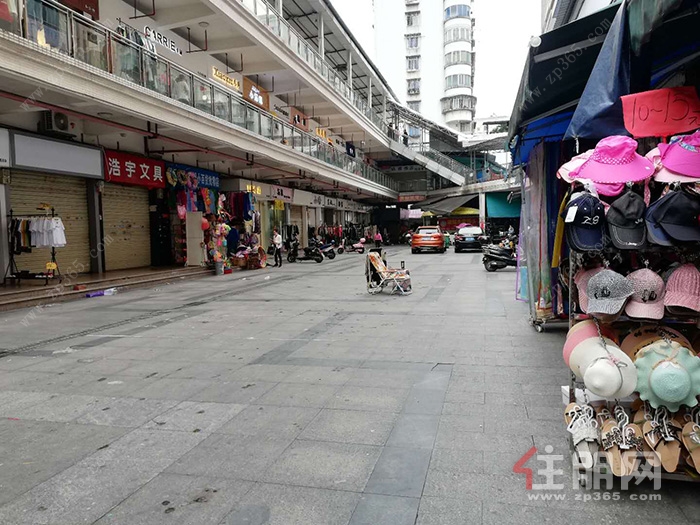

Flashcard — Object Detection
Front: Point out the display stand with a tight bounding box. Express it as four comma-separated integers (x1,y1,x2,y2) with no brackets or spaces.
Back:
3,207,62,286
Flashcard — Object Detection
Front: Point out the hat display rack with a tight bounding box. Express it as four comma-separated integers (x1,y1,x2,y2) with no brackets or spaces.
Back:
560,132,700,484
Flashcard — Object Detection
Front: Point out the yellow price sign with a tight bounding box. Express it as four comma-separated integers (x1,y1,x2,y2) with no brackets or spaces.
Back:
46,262,57,270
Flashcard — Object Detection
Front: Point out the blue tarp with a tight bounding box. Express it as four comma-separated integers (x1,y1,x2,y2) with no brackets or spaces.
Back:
511,111,574,166
565,3,631,139
486,193,521,219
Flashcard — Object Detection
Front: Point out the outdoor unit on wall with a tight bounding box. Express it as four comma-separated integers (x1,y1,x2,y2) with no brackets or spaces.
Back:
39,111,78,139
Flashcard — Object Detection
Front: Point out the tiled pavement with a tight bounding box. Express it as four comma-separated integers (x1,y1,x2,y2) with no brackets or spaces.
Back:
0,247,698,524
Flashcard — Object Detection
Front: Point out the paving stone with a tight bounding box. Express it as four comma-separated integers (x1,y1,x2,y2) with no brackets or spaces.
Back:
94,473,253,525
263,440,382,491
221,483,360,525
143,401,245,434
188,380,278,404
10,393,103,422
403,387,446,415
75,397,178,427
131,378,214,401
299,409,398,445
416,497,483,525
387,414,440,449
283,365,355,385
327,386,410,412
228,364,296,382
349,494,419,525
256,382,339,408
216,405,319,440
0,390,54,417
364,446,432,498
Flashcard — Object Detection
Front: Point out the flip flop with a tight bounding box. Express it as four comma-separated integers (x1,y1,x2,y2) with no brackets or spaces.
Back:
632,408,662,468
565,403,598,469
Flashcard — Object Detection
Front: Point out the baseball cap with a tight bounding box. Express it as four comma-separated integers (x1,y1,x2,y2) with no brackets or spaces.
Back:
625,268,665,320
586,269,634,316
563,193,606,252
645,194,675,246
606,191,647,249
652,191,700,242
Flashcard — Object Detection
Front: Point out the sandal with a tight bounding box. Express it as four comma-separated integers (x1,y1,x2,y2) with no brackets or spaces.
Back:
632,403,662,468
643,407,683,473
597,407,624,477
614,405,644,477
681,408,700,473
565,403,599,469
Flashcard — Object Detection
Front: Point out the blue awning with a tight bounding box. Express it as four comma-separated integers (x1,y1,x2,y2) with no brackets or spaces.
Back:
511,111,574,166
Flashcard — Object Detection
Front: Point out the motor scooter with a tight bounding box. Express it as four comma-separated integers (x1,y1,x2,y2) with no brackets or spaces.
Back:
342,237,366,254
287,237,324,263
482,234,517,272
318,240,337,260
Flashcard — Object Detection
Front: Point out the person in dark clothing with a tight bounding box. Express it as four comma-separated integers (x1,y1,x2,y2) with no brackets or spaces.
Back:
226,224,240,257
402,129,409,146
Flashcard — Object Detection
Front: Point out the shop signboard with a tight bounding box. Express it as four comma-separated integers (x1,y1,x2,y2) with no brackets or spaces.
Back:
398,194,426,203
0,128,10,168
212,67,241,92
59,0,99,18
290,107,310,132
144,26,183,56
622,87,700,138
165,163,220,189
267,184,293,202
105,150,165,188
324,197,337,208
293,189,324,207
243,78,270,110
336,199,346,210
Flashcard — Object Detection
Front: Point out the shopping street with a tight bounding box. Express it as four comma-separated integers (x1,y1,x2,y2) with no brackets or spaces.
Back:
0,248,698,525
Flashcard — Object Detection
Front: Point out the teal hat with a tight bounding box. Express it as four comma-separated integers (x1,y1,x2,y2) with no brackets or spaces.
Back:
635,341,700,412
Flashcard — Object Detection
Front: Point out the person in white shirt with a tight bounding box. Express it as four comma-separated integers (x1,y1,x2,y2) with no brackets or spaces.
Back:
273,228,283,267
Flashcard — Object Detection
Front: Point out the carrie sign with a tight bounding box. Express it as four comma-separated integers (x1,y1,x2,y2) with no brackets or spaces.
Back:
105,150,165,188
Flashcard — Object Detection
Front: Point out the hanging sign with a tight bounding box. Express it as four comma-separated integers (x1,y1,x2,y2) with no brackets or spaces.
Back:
290,107,309,132
398,194,426,203
622,87,700,138
273,199,286,211
165,163,220,189
243,78,269,110
105,150,165,188
58,0,99,18
267,184,293,202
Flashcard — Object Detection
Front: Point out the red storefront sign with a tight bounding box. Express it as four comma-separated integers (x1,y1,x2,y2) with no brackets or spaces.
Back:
59,0,99,19
622,87,700,138
104,150,166,188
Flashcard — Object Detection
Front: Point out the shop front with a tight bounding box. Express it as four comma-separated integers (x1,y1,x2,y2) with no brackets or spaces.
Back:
292,189,323,247
1,129,103,283
164,163,220,267
323,197,337,226
103,150,165,270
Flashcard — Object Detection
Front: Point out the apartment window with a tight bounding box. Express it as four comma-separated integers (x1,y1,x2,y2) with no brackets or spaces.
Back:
459,122,473,133
405,34,420,50
441,95,476,112
406,55,421,71
407,79,421,95
445,74,472,89
444,50,472,67
444,4,471,20
406,12,420,26
408,126,421,138
407,101,421,112
444,27,471,43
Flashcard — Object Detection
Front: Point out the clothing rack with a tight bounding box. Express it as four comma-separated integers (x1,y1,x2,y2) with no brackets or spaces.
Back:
3,207,62,286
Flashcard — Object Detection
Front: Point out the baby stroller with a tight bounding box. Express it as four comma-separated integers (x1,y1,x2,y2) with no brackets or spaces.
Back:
365,252,412,295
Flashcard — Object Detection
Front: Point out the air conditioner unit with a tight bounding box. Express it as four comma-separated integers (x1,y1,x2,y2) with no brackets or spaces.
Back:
39,111,76,137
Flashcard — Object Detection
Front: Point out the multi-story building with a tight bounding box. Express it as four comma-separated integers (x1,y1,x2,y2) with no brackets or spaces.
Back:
0,0,473,282
374,0,477,134
542,0,620,31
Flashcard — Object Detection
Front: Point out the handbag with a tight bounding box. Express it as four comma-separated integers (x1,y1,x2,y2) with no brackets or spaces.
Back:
267,244,275,256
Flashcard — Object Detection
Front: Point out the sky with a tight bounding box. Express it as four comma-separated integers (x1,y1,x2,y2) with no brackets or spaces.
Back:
330,0,542,119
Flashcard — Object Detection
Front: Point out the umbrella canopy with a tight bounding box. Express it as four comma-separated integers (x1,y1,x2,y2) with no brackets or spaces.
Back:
451,207,480,216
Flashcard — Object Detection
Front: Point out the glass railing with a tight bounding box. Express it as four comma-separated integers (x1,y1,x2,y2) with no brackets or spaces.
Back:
239,0,390,136
6,0,398,192
402,141,474,182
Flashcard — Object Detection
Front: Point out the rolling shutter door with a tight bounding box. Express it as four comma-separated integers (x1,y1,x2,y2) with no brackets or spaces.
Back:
102,183,151,270
9,172,90,274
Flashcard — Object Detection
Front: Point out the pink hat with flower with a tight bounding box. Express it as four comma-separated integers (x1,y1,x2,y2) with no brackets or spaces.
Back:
658,131,700,178
572,136,654,185
664,264,700,313
647,147,698,183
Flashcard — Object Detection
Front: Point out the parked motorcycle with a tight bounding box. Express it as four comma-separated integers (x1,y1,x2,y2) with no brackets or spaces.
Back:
482,234,517,272
342,237,366,254
287,237,324,263
318,240,337,260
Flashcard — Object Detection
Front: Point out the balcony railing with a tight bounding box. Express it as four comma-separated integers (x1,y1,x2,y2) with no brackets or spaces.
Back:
397,140,473,182
2,0,398,193
240,0,389,135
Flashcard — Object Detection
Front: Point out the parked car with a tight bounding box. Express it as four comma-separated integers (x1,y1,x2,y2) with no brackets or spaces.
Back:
454,226,484,253
412,226,446,253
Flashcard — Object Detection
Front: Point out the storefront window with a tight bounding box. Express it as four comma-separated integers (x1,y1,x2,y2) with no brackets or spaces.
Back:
171,66,193,106
111,36,141,85
213,89,231,122
73,18,108,71
26,0,70,54
193,79,212,114
0,0,21,35
142,53,168,96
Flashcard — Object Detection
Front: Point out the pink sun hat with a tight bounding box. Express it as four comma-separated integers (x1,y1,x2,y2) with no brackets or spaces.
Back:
561,150,626,197
647,147,698,183
572,136,654,185
563,320,618,367
658,131,700,178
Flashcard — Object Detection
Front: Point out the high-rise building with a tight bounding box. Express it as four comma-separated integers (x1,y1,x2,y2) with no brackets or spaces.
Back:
374,0,477,134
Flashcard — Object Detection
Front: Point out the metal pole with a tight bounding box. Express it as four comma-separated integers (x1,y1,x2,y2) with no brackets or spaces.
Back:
318,14,325,57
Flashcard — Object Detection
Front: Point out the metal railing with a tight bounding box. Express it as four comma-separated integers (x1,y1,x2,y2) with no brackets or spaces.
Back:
240,0,388,135
404,142,474,182
6,0,398,192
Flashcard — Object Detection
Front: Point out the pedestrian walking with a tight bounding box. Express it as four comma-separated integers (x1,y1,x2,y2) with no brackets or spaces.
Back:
374,229,383,249
273,228,283,267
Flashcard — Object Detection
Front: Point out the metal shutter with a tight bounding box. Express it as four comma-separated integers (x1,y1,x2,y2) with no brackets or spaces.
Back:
9,172,90,274
102,183,151,270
